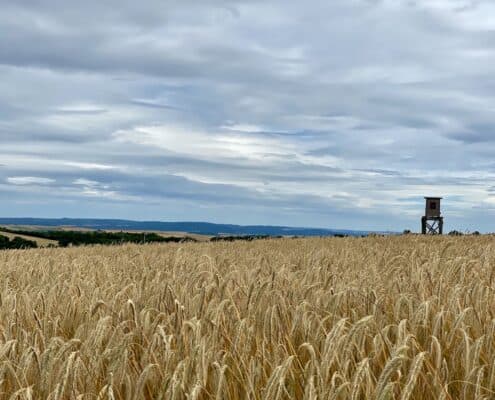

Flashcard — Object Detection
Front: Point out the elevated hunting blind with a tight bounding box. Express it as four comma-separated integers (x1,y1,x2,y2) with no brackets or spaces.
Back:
421,197,443,234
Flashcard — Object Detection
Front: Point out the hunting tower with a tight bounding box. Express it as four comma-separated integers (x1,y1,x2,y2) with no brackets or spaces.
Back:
421,197,443,234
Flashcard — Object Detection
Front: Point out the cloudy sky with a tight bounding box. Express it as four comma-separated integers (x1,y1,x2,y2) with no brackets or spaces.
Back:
2,0,495,232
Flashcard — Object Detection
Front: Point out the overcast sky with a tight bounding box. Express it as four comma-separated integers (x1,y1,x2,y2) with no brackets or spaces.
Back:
2,0,495,232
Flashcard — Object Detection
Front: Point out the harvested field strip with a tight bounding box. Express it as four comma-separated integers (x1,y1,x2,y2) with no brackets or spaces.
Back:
0,230,58,247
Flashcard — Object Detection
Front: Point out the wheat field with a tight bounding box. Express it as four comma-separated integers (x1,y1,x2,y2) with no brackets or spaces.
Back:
0,236,494,399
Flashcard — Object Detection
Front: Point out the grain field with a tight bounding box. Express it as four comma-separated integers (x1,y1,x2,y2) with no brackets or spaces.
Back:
0,236,494,399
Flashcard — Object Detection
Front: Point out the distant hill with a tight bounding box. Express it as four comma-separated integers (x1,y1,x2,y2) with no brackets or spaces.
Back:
0,218,383,237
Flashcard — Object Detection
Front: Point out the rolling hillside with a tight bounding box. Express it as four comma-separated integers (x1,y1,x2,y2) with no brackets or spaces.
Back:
0,217,378,237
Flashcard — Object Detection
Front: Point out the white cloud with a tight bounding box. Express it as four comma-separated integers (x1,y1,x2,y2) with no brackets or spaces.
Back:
71,178,135,201
7,176,55,185
73,178,101,187
220,123,268,133
63,162,116,171
114,124,301,164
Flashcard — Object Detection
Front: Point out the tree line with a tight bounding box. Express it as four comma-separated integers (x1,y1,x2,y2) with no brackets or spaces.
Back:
0,235,38,250
0,229,196,248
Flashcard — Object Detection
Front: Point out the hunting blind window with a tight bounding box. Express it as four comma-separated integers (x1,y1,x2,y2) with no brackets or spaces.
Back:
430,203,436,210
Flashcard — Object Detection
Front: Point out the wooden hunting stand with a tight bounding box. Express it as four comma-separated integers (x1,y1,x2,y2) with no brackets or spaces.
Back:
421,197,443,235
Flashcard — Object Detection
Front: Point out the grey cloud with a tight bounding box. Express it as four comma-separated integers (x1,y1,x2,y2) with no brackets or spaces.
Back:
53,109,108,116
353,168,403,177
447,122,495,143
130,99,178,110
2,0,495,230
